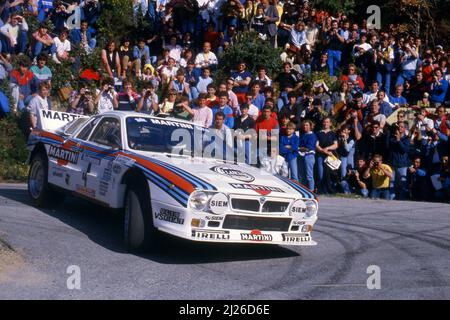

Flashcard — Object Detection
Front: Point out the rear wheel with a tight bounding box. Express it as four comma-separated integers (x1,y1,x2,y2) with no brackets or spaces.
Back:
124,181,158,252
28,152,64,207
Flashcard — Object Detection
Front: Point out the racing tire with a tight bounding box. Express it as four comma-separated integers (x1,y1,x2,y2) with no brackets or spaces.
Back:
124,181,158,252
28,152,65,207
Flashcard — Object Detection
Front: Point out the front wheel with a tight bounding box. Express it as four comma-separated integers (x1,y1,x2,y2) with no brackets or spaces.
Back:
28,152,64,207
124,182,158,252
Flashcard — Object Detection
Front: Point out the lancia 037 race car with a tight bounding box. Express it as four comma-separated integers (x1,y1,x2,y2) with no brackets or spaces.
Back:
27,110,318,251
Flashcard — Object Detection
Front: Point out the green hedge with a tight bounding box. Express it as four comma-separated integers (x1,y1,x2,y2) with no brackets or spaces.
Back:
0,114,29,182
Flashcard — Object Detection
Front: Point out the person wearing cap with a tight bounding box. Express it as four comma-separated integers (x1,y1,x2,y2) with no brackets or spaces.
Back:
31,23,55,58
141,63,159,88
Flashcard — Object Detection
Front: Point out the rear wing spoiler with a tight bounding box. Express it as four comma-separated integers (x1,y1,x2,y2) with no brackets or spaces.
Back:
39,109,89,133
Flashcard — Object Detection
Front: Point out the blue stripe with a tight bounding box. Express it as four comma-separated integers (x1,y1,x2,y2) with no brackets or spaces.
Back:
147,156,216,191
136,164,189,200
136,164,189,206
278,176,314,199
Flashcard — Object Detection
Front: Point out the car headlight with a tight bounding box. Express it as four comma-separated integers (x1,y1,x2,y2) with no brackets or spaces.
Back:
189,191,209,211
305,200,318,218
289,199,306,218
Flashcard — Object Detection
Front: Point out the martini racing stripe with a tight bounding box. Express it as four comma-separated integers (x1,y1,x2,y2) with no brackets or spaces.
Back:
278,176,315,199
135,163,189,206
140,156,216,191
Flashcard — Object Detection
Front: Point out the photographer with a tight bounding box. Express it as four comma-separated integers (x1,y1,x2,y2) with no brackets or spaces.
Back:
341,157,370,198
324,19,345,76
50,0,71,32
95,78,118,114
0,12,28,54
364,154,393,200
388,120,410,200
136,83,159,115
407,156,430,201
67,82,94,115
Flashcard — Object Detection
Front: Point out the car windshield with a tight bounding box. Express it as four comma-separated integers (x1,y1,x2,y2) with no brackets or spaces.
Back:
126,117,236,161
58,117,90,136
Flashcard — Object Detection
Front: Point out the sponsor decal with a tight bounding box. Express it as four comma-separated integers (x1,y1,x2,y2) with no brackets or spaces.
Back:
99,181,109,196
155,208,185,225
150,118,194,129
240,230,273,241
51,167,66,178
211,165,255,182
282,233,311,243
76,184,96,198
40,109,87,132
229,183,285,196
102,161,112,182
191,229,230,240
292,220,306,226
208,193,229,214
48,145,79,164
81,153,101,166
41,109,83,122
112,163,122,174
204,215,224,221
114,155,135,167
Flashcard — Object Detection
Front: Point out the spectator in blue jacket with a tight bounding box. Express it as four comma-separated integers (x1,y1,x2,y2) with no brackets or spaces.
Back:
430,69,449,106
37,0,54,22
70,20,96,51
298,120,317,190
280,121,299,181
389,121,411,200
212,91,234,129
132,38,151,76
407,156,430,201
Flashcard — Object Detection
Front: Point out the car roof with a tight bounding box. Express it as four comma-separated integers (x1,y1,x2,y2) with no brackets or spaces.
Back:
100,111,204,128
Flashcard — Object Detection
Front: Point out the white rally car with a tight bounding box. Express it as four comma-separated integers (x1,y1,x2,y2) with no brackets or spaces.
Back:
27,110,318,251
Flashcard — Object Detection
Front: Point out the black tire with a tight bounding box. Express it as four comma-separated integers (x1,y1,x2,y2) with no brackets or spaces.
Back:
28,152,65,207
123,180,158,252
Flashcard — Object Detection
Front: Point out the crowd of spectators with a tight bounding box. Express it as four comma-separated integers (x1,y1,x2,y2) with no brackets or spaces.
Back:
0,0,449,202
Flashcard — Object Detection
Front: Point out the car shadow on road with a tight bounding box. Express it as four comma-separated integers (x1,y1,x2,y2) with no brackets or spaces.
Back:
0,187,299,264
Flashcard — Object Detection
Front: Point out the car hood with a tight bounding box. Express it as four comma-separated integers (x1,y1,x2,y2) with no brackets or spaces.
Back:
132,151,315,200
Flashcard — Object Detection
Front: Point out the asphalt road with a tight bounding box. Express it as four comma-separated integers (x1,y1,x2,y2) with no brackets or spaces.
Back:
0,183,449,299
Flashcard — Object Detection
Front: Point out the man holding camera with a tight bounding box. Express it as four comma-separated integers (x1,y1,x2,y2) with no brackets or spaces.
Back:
341,157,370,198
324,20,345,76
364,154,393,200
136,83,159,115
388,120,410,200
95,78,118,114
68,83,94,115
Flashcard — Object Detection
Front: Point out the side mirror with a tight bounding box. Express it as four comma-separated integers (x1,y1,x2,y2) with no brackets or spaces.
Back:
106,134,121,149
